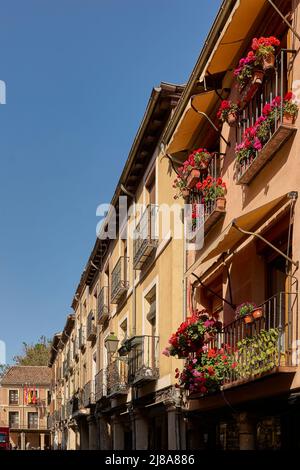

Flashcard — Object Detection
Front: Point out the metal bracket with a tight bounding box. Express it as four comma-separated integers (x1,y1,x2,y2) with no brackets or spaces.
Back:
191,272,236,309
267,0,300,42
232,220,299,269
190,95,230,147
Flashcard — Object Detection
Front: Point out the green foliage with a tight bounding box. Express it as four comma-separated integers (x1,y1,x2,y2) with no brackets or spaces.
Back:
13,336,52,366
235,328,280,379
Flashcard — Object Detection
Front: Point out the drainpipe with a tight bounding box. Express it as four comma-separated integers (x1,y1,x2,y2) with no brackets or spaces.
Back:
120,184,136,337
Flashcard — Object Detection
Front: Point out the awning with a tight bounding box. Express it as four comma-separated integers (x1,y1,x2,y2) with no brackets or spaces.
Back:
166,90,218,154
200,0,267,81
185,193,296,279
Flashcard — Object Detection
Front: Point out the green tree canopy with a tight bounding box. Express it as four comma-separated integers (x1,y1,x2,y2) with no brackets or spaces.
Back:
13,336,52,366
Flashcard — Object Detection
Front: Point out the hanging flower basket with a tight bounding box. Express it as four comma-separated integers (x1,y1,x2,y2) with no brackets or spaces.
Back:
252,308,263,320
251,36,280,71
215,196,226,211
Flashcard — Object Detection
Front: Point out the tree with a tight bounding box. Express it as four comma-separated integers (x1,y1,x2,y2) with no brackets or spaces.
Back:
0,364,10,378
13,336,52,366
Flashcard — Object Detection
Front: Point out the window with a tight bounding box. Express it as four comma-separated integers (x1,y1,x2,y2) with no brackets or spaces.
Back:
47,390,51,406
28,412,38,430
9,389,19,405
9,411,19,429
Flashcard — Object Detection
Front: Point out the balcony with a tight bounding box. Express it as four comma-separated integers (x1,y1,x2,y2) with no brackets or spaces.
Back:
63,359,68,378
207,292,297,391
95,369,107,401
236,51,297,185
66,399,73,419
74,337,79,360
189,154,225,238
133,204,159,270
82,380,95,408
111,256,129,304
87,310,97,341
127,335,159,386
106,360,129,398
61,404,66,421
78,325,86,350
97,286,109,324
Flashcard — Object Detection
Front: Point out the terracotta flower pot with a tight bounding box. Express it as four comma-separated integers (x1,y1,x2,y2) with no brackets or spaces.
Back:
243,314,253,324
181,188,190,199
283,112,296,125
216,197,226,211
186,169,200,189
204,332,214,343
252,308,263,319
227,112,237,126
252,69,264,85
199,159,210,171
263,52,275,71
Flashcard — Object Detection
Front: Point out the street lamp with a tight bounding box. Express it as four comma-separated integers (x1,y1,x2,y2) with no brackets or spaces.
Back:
104,333,119,356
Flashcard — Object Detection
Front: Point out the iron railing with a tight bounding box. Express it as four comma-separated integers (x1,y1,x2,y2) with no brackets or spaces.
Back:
82,380,95,407
106,360,129,397
188,153,224,233
133,205,159,270
63,359,68,378
66,399,73,419
237,49,296,181
111,256,129,303
78,325,86,349
87,310,97,341
95,369,107,401
207,291,298,387
97,286,109,324
128,335,159,385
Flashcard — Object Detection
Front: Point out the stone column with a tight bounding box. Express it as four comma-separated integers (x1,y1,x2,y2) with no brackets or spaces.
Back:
40,433,45,450
20,432,26,450
132,410,148,450
164,387,185,451
112,415,124,450
87,415,98,450
238,412,256,450
98,415,111,450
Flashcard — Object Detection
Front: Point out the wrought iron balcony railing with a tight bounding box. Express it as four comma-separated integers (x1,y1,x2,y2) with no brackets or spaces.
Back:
111,256,129,303
106,359,129,398
87,310,97,341
127,335,159,385
78,325,86,350
66,399,73,419
207,291,298,389
236,49,297,185
188,153,225,237
63,359,68,378
95,369,107,401
133,204,159,270
97,286,109,324
82,380,95,407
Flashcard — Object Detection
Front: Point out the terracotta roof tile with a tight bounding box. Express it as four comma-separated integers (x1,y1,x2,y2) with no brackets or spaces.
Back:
0,366,51,386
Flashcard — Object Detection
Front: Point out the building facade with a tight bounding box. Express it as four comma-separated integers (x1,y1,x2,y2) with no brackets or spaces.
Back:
0,366,51,449
48,82,187,450
161,0,300,451
49,0,300,450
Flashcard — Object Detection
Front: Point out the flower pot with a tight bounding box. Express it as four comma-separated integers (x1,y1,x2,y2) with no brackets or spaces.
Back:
215,197,226,211
181,188,190,199
252,308,263,319
263,52,275,71
243,314,253,324
186,169,200,189
204,332,214,343
227,112,237,126
199,159,210,171
283,112,296,125
252,69,264,85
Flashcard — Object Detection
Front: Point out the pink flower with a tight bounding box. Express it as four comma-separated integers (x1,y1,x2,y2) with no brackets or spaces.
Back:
162,348,170,357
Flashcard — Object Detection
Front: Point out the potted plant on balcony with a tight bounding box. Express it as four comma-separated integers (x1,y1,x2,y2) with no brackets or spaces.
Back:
234,50,264,102
163,310,222,359
282,91,299,125
217,100,239,126
172,171,189,200
251,36,280,71
201,176,227,211
183,148,213,189
235,302,257,324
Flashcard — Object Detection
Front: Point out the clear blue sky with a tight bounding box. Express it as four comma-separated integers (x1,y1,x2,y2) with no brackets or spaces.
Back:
0,0,222,363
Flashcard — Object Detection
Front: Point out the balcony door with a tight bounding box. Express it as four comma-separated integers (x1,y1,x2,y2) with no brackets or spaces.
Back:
28,412,38,430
